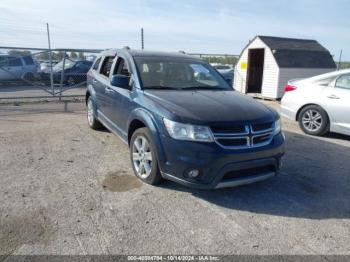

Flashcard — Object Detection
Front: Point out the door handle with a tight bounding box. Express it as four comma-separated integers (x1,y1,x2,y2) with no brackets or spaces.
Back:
92,79,97,83
327,94,340,99
105,86,114,93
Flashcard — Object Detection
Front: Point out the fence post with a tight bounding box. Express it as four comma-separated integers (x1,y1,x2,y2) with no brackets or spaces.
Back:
46,23,54,96
59,51,66,101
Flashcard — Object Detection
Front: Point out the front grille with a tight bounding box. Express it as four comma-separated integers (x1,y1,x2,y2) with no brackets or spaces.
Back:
211,122,275,149
222,165,275,181
252,122,273,133
216,138,248,147
211,125,247,134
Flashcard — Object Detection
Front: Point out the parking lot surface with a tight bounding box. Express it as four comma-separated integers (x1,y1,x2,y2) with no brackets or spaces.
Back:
0,101,349,256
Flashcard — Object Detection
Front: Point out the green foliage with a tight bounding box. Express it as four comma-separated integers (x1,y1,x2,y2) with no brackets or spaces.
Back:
337,61,350,69
70,52,78,59
55,51,65,60
201,56,239,66
8,50,31,57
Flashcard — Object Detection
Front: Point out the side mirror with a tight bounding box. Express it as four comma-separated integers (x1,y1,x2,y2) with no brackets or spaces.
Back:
111,74,130,89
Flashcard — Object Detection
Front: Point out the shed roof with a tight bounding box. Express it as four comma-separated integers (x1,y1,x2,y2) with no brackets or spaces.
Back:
256,36,336,69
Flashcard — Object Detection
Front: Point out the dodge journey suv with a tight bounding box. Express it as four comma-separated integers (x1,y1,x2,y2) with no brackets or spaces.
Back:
86,48,285,189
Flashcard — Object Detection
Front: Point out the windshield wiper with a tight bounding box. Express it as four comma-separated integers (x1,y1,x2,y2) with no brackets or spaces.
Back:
143,86,183,90
181,86,225,90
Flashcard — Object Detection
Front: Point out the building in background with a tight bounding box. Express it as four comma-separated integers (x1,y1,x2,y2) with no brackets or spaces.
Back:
234,36,336,99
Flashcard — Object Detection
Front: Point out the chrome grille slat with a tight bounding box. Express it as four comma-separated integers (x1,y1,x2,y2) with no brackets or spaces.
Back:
211,123,274,149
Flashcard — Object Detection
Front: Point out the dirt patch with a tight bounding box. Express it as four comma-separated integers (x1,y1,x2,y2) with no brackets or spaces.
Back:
0,208,57,255
102,171,142,192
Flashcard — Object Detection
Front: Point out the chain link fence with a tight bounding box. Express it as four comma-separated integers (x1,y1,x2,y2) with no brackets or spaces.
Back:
0,47,101,101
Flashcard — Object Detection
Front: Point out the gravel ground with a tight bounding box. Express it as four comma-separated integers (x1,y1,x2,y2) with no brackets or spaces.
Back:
0,100,349,256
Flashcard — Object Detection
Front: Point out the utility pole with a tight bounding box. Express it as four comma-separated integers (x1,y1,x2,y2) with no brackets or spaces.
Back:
141,28,144,50
46,23,54,95
337,50,343,70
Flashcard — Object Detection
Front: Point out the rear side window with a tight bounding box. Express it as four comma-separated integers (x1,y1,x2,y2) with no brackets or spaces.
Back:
100,56,114,77
335,74,350,90
92,57,101,71
8,57,23,66
23,56,34,65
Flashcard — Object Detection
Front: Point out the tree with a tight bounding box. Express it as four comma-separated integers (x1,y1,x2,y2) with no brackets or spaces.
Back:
70,52,78,59
56,51,65,60
202,56,238,66
78,52,85,60
8,50,31,57
37,51,50,61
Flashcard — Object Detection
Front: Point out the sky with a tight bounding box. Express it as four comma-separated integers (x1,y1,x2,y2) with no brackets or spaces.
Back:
0,0,349,60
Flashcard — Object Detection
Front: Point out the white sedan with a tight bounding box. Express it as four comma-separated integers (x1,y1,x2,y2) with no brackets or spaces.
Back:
281,69,350,136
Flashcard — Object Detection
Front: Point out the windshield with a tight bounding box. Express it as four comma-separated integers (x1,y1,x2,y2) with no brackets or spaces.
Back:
53,60,76,72
134,57,231,90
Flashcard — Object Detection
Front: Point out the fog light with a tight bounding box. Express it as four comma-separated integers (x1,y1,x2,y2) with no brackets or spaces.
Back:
188,169,200,178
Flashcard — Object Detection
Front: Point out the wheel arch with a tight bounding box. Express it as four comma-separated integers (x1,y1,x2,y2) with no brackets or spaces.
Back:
127,108,160,145
127,109,166,178
296,103,330,122
85,85,96,105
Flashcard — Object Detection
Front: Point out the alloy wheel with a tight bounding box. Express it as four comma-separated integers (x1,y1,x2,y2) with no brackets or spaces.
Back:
132,135,152,179
302,109,323,132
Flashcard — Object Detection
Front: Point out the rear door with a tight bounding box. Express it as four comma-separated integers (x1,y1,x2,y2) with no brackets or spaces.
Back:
23,56,37,73
324,73,350,134
93,56,115,118
108,55,133,133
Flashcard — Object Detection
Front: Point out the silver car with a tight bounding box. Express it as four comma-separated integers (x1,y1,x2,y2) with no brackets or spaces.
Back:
0,54,38,81
281,69,350,136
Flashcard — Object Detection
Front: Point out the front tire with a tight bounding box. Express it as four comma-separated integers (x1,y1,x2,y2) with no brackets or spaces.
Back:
23,72,34,81
298,105,329,136
67,76,76,86
130,127,162,185
87,97,103,130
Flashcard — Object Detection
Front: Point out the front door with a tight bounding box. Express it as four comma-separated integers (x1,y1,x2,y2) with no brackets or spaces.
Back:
0,56,24,80
324,73,350,135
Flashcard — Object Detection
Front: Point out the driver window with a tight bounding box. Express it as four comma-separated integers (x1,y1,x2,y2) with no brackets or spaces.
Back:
335,74,350,90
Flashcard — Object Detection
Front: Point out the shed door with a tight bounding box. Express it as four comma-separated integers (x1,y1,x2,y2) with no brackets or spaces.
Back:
246,49,264,94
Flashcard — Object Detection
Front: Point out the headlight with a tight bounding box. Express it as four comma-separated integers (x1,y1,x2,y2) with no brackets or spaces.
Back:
274,118,282,135
163,118,214,142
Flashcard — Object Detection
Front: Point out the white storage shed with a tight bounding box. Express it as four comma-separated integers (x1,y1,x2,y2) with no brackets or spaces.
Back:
233,36,336,99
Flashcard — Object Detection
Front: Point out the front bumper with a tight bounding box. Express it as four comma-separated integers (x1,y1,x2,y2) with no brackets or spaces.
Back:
157,132,285,189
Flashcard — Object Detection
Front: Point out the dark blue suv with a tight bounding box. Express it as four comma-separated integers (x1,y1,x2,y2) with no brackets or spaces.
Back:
86,48,285,189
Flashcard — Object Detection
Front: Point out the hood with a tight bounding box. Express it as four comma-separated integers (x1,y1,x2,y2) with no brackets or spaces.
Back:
144,90,276,125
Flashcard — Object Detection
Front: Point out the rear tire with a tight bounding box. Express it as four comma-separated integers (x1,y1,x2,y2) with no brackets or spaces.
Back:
130,127,162,185
298,105,329,136
87,97,103,130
